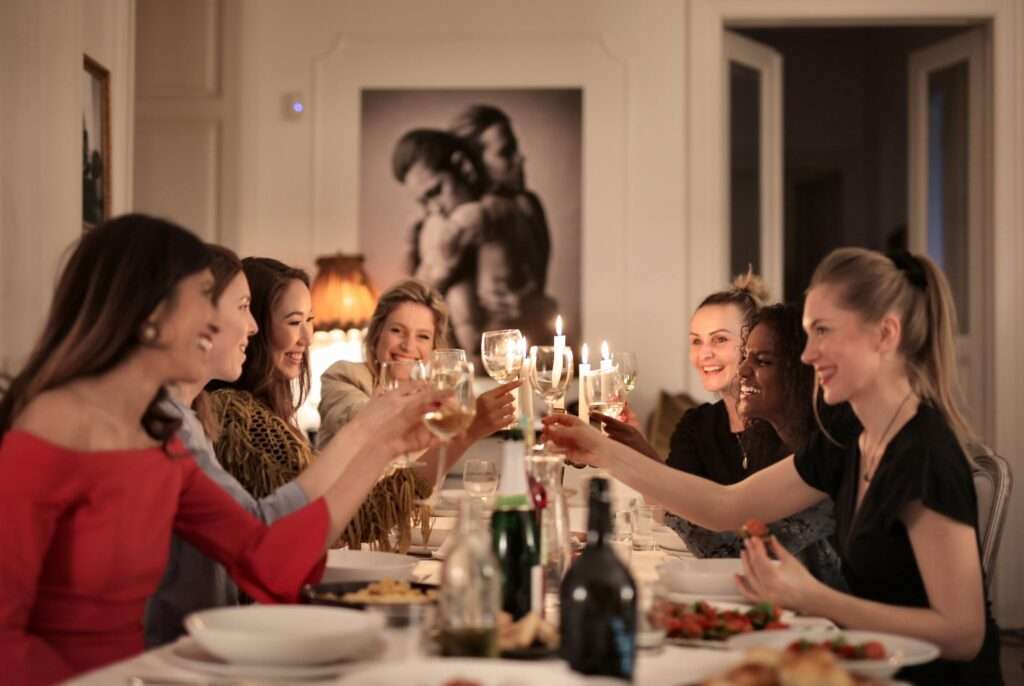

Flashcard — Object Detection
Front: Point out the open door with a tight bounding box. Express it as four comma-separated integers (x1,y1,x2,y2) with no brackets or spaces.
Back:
908,28,990,437
724,31,783,300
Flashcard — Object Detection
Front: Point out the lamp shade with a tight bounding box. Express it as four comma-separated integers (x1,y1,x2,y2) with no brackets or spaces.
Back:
310,253,376,331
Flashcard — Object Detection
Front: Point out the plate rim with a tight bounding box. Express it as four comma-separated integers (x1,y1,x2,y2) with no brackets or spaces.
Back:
726,628,941,667
165,636,374,679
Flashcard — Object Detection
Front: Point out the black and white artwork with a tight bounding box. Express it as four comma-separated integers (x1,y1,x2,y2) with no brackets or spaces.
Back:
359,89,582,365
83,55,110,229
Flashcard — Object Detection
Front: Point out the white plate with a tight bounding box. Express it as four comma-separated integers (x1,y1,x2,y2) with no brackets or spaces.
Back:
323,549,420,583
336,658,586,685
658,557,778,598
183,605,382,666
657,598,836,650
164,636,382,680
727,628,940,678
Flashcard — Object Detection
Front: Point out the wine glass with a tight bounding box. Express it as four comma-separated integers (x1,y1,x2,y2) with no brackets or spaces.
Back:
432,348,467,370
612,352,639,393
420,361,477,506
529,345,574,415
379,359,431,467
480,329,524,384
583,368,627,429
462,458,499,503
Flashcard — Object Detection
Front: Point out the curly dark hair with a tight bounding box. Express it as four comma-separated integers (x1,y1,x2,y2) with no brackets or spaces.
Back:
741,302,818,452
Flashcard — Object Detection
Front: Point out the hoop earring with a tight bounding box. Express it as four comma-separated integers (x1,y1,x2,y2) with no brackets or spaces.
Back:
140,322,159,344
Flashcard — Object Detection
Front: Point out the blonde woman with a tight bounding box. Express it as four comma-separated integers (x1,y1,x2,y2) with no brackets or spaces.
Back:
545,249,1001,684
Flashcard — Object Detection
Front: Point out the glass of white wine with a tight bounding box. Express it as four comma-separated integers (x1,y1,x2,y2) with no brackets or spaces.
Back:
529,345,574,415
612,352,639,393
462,458,499,502
378,359,431,468
480,329,524,384
432,348,467,370
421,361,477,506
583,368,627,430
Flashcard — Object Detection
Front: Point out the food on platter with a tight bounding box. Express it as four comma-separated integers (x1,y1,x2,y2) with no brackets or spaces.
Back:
787,637,887,661
326,578,438,605
700,646,888,686
497,611,559,652
652,599,788,641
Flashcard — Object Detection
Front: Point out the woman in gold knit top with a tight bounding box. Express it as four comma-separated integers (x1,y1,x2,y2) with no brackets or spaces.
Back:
318,279,520,515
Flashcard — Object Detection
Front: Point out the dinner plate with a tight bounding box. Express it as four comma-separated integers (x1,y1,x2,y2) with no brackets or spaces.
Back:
165,636,383,680
323,549,420,583
727,628,940,678
335,658,586,685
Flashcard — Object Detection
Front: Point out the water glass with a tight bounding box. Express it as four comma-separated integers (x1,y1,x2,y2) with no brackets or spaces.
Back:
462,458,499,500
631,502,658,551
609,511,633,564
366,603,438,660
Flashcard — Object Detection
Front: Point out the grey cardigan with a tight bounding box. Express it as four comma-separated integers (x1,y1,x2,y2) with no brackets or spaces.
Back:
143,398,309,646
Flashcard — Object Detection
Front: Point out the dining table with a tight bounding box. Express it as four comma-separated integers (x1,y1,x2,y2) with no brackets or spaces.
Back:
63,478,814,686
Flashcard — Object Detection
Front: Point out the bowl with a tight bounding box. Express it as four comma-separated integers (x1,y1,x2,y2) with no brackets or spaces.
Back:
657,557,746,598
183,605,383,666
323,549,419,583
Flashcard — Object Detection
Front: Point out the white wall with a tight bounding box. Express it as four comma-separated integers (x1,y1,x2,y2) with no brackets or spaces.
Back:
229,0,691,420
0,0,135,372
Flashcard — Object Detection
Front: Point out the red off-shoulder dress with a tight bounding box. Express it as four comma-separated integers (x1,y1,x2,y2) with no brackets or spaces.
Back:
0,431,329,685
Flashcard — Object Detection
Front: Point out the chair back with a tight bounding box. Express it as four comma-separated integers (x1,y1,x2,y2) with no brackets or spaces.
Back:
971,447,1012,587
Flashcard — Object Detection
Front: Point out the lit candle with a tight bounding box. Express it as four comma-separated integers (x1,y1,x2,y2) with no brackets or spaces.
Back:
551,315,565,386
520,339,534,447
600,340,613,371
578,343,590,419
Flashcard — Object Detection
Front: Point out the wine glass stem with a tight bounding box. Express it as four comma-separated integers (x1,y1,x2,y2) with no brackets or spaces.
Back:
431,442,448,499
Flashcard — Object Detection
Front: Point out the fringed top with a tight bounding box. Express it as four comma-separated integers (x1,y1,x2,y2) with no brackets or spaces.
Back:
209,389,430,551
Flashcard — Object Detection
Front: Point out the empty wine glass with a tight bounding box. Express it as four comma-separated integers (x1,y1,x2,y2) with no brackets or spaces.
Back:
529,345,574,415
462,458,499,502
420,361,477,506
583,368,627,429
480,329,524,384
612,352,639,393
379,359,431,467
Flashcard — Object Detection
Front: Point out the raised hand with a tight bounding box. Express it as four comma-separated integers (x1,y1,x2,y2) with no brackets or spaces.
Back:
735,535,822,614
540,413,609,468
368,389,447,460
590,411,660,461
467,380,521,440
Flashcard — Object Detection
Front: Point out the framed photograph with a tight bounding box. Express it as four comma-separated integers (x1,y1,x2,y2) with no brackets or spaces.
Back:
359,88,583,368
83,55,111,229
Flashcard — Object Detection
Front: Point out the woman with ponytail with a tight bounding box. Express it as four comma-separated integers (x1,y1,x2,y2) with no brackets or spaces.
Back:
544,248,1001,684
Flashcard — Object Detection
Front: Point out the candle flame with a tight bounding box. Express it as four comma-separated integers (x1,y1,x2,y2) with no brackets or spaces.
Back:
555,315,563,336
581,343,589,365
601,340,610,360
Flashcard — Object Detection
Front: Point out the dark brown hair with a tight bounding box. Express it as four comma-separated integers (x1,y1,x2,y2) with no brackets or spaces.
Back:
215,257,311,425
0,214,211,444
364,279,450,383
193,243,245,440
809,247,974,450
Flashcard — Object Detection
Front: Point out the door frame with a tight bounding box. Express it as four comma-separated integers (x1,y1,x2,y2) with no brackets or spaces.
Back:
685,0,1023,624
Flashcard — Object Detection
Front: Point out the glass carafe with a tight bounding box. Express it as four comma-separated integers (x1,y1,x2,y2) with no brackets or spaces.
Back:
439,496,501,657
527,444,573,623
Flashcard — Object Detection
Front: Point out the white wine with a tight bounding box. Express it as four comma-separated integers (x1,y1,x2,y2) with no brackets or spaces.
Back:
424,407,476,439
482,355,521,383
622,374,637,392
588,400,625,419
532,369,570,400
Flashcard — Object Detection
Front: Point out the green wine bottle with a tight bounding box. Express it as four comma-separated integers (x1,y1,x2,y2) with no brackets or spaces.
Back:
490,433,541,620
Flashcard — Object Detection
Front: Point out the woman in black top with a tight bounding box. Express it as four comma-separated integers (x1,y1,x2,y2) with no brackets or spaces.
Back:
547,248,1001,684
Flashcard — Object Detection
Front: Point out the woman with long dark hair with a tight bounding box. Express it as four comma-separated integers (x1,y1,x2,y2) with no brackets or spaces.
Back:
0,216,438,683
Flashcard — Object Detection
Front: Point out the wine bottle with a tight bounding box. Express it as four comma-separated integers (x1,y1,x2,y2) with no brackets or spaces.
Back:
560,477,637,680
490,430,541,620
440,497,501,657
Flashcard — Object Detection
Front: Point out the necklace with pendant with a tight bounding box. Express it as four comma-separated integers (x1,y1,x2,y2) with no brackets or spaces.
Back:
736,433,749,470
861,391,914,482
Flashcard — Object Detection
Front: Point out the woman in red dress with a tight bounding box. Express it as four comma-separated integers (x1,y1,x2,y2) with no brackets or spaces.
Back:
0,215,440,685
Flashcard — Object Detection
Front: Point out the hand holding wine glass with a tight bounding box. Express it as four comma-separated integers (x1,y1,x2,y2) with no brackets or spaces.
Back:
583,368,627,424
378,359,430,467
612,352,638,393
420,361,477,505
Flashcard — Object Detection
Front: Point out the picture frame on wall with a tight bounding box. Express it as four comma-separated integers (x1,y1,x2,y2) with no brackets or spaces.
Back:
83,55,111,230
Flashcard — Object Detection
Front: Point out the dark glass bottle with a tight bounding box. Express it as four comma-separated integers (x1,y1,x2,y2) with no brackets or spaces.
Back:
490,432,541,620
559,477,637,680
